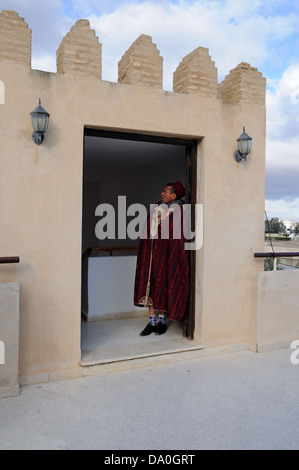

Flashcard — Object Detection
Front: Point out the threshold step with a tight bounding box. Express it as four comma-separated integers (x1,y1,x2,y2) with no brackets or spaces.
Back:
80,343,204,366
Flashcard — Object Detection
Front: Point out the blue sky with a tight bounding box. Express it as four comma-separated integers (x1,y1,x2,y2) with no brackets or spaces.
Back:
1,0,298,222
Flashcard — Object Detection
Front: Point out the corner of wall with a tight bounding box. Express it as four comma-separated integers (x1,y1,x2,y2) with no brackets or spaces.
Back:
219,62,266,105
0,10,31,67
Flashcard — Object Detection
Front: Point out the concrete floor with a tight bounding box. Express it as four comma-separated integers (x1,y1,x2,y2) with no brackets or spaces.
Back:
81,317,203,365
0,347,298,450
1,239,298,450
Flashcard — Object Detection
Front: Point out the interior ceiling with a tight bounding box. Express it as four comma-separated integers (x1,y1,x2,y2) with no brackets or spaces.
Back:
84,136,186,173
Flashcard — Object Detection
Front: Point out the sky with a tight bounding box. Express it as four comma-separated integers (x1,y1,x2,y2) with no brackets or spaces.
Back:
0,0,298,222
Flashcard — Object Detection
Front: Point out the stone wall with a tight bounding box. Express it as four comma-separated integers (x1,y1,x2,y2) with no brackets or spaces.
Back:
0,10,31,67
0,9,268,383
118,34,163,89
57,19,102,79
219,62,266,104
0,9,266,102
173,47,218,97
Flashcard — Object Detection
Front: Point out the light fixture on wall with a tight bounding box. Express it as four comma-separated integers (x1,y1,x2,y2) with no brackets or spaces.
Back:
234,127,252,162
30,99,50,145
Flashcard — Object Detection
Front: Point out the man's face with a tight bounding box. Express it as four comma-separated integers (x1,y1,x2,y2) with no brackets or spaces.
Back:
161,186,176,204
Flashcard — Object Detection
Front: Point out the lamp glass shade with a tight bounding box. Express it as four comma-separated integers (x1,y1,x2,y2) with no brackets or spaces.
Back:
31,113,49,132
237,128,252,155
30,100,50,133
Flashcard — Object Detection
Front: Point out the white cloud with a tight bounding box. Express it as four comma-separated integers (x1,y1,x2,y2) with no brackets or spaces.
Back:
266,64,299,140
265,64,299,173
31,55,57,74
265,198,299,221
265,64,299,218
1,1,297,88
88,0,298,89
266,137,299,168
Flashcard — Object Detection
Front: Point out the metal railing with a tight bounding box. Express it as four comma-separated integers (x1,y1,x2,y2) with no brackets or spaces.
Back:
83,247,138,257
0,257,20,264
254,252,299,271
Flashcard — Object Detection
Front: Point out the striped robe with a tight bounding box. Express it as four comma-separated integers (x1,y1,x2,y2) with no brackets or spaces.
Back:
134,201,190,322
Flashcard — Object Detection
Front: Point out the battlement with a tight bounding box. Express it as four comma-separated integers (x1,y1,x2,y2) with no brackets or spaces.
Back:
118,34,163,89
173,47,218,97
0,9,265,104
56,19,102,79
0,10,31,67
219,62,266,104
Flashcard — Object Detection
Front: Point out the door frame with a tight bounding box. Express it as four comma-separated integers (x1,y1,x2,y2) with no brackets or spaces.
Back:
83,127,197,339
184,145,197,340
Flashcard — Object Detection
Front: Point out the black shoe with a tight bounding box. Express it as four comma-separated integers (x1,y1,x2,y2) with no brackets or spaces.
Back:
139,322,156,336
155,321,167,335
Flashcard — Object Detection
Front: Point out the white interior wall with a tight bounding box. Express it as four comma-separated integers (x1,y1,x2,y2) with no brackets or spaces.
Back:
82,136,186,252
81,135,186,320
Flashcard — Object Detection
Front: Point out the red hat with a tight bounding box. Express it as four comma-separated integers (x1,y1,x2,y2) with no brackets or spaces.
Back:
172,181,185,199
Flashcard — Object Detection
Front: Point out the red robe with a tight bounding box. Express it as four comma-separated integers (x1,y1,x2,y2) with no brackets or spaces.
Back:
134,202,190,321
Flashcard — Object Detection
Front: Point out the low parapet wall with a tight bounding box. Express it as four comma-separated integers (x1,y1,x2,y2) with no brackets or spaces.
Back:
0,282,20,399
256,270,299,352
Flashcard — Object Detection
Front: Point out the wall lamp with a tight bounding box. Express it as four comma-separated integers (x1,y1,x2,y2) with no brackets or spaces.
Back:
234,127,252,162
30,99,50,145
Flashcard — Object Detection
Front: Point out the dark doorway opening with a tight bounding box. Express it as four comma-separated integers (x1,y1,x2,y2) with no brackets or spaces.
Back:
81,128,198,365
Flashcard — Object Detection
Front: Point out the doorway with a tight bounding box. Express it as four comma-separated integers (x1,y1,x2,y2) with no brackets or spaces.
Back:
81,128,198,365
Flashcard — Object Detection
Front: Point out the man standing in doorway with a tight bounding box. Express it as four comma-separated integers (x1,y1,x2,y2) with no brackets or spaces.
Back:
134,181,190,336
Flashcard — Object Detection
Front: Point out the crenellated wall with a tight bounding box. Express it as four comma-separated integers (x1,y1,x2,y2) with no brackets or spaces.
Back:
0,10,31,66
56,19,102,79
0,10,268,383
118,34,163,89
173,47,218,97
219,62,266,104
0,9,266,100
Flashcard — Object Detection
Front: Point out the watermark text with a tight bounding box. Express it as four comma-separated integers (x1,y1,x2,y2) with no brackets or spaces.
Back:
0,340,5,365
290,340,299,365
95,197,203,250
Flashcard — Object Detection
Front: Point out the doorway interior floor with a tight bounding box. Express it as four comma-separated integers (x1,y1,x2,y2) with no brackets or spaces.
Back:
80,316,203,366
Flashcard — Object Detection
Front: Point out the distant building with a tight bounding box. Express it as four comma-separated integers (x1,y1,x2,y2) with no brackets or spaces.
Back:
283,219,299,230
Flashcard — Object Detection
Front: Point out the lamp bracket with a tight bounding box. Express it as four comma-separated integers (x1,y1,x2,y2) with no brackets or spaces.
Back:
234,150,247,163
32,131,44,145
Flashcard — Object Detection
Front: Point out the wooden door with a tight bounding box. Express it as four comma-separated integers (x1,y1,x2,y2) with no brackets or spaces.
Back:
184,144,197,339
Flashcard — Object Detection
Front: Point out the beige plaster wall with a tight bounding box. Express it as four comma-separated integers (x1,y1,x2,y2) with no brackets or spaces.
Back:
197,101,266,347
255,271,299,351
0,11,267,380
0,282,20,398
0,63,265,376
